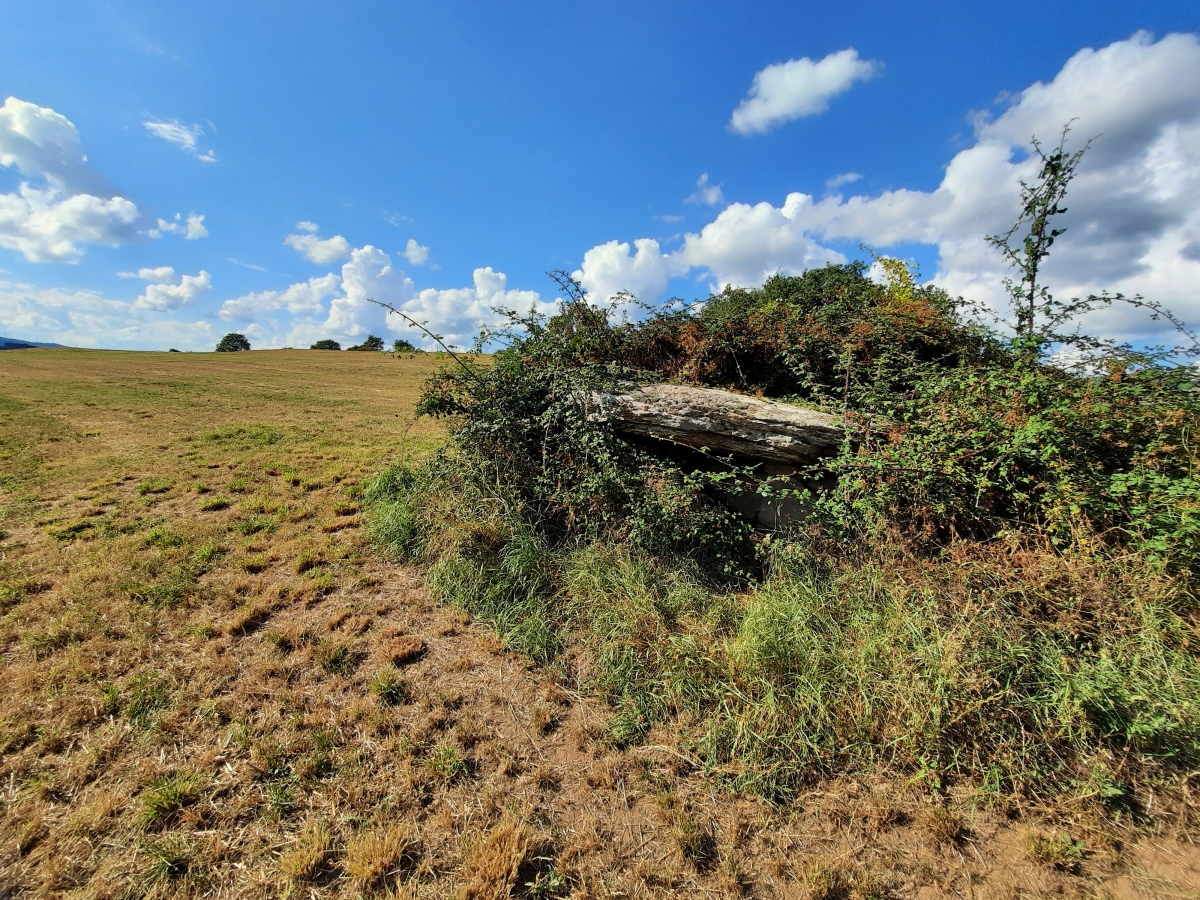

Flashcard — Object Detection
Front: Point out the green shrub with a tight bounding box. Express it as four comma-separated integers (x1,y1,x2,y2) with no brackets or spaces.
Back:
363,134,1200,808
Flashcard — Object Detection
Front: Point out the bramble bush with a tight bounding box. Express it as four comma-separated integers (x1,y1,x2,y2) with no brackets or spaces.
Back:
366,132,1200,805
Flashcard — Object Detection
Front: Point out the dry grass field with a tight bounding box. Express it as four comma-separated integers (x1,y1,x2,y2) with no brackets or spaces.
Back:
1,348,1198,899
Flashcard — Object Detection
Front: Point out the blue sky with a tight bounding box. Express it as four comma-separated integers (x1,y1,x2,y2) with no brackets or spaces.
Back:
1,1,1198,350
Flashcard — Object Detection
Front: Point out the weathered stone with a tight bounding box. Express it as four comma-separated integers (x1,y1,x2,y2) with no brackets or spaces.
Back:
590,383,844,464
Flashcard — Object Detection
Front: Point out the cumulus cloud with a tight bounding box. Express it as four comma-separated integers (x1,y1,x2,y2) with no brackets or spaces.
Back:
143,119,216,163
685,173,724,206
219,274,339,322
730,49,880,136
403,238,431,266
579,32,1200,343
0,97,148,261
285,226,351,264
575,238,681,307
213,243,557,351
134,270,211,311
149,212,208,240
294,221,319,233
0,185,140,262
7,229,557,352
399,267,553,349
118,266,175,282
0,277,217,350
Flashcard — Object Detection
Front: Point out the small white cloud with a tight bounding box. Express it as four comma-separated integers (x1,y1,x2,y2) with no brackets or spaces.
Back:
655,214,684,223
143,119,217,163
134,270,211,311
294,221,319,233
685,173,724,206
285,229,351,265
118,266,176,282
149,212,208,240
730,48,881,136
825,171,863,190
403,238,431,266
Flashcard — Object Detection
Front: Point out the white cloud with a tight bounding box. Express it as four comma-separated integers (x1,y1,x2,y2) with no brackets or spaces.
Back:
227,245,558,352
143,119,216,163
118,266,176,282
579,32,1200,344
0,185,140,262
294,221,319,233
685,173,724,206
575,238,680,306
149,212,208,240
6,232,556,353
0,97,147,261
678,196,847,289
134,270,211,311
655,214,684,223
0,279,216,350
285,229,351,264
403,238,431,266
219,273,339,322
397,267,556,350
825,171,862,190
0,96,112,195
227,258,270,272
730,48,881,136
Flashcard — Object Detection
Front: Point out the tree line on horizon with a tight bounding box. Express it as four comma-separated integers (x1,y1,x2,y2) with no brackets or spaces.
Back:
213,333,418,353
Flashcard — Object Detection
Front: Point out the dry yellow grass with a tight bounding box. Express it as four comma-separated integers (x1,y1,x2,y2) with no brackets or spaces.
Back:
1,348,1198,898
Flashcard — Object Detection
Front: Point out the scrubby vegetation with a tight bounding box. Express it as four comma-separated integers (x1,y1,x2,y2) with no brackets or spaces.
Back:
367,139,1200,810
348,335,386,352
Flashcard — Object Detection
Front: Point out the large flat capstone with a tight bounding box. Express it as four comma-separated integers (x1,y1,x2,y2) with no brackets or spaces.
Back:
590,383,844,464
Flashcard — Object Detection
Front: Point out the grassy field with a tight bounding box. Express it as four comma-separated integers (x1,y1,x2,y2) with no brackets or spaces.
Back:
1,349,1198,898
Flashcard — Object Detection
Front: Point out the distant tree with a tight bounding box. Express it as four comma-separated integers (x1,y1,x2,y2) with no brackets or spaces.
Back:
347,334,385,351
311,339,342,350
215,333,251,352
392,338,417,352
168,348,181,353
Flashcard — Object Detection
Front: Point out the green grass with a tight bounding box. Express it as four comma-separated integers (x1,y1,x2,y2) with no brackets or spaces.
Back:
138,774,201,828
369,669,411,706
126,672,170,727
366,460,1200,803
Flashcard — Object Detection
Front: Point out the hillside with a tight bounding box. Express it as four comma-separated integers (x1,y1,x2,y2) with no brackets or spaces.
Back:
0,337,66,351
1,348,1197,898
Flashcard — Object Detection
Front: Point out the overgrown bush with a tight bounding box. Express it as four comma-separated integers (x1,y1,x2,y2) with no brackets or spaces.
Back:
366,134,1200,806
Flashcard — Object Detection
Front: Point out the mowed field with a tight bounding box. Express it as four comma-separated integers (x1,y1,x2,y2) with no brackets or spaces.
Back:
1,349,1198,899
